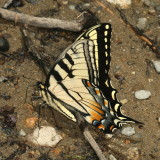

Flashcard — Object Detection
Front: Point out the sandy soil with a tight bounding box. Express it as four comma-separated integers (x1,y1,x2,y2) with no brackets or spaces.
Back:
0,0,160,160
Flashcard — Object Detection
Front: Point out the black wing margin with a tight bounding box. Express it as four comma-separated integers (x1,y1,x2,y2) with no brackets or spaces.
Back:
77,23,142,124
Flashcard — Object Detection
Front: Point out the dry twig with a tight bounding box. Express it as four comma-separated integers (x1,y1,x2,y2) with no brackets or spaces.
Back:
0,8,91,32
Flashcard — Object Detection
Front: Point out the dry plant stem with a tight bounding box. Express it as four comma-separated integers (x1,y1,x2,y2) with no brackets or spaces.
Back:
76,112,107,160
0,8,90,32
83,127,108,160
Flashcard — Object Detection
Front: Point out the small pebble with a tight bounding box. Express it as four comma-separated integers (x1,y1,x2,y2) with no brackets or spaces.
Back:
148,9,156,15
25,117,38,128
109,154,117,160
121,127,135,136
148,78,153,82
142,0,150,6
28,126,62,147
105,134,113,139
127,61,135,65
115,65,120,70
136,18,148,30
61,0,68,5
0,37,10,52
152,60,160,73
19,129,26,136
135,90,151,100
68,4,76,10
132,71,136,75
120,99,128,104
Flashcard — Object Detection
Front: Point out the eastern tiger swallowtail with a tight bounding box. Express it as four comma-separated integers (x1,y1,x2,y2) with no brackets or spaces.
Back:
38,23,141,133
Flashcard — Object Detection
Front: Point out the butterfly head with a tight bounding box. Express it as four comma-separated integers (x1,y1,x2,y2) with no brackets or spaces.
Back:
36,82,45,89
36,82,46,97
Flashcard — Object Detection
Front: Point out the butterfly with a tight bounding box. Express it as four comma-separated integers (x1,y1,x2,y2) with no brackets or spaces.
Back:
38,23,141,133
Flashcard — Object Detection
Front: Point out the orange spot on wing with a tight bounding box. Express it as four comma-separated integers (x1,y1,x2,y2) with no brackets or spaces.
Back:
95,89,100,95
98,124,105,130
110,125,114,131
104,100,108,106
86,81,92,87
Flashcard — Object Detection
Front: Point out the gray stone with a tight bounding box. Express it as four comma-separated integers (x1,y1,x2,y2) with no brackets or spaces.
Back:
136,18,148,30
135,90,151,100
121,127,135,136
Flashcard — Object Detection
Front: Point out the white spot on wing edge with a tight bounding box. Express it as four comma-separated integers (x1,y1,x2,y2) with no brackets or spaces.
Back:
105,24,109,29
111,90,116,100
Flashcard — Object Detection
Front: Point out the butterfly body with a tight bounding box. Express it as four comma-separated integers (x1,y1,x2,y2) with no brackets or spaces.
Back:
38,23,141,133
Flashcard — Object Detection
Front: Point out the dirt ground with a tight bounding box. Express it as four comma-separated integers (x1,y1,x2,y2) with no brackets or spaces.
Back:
0,0,160,160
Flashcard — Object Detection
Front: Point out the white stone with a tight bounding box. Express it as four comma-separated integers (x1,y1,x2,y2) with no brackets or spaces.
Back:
121,127,135,136
19,129,26,136
135,90,151,100
28,126,62,147
152,60,160,73
107,0,131,8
